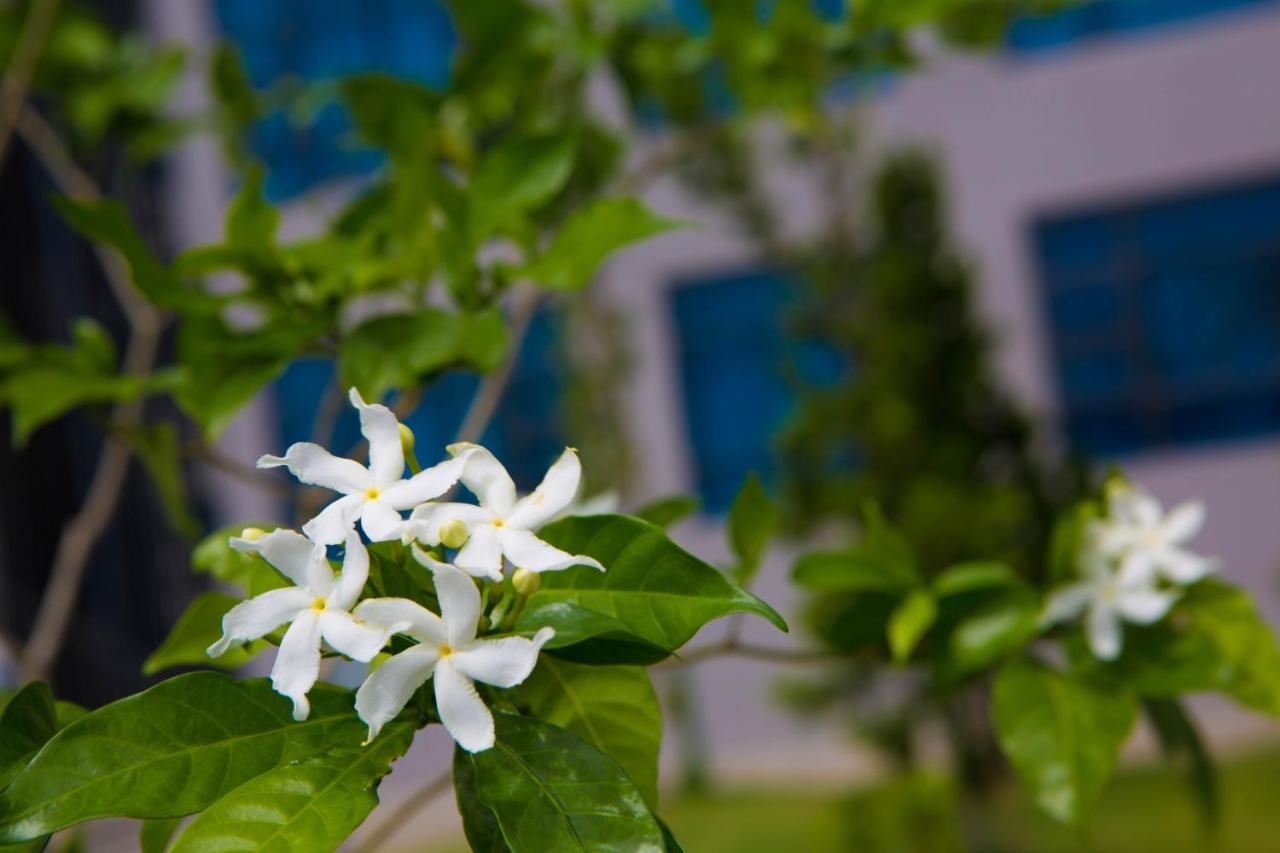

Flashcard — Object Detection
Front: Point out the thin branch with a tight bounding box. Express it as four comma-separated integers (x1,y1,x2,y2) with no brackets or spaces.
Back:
357,768,452,853
182,441,294,499
0,0,62,169
16,104,164,682
454,285,540,445
660,640,842,669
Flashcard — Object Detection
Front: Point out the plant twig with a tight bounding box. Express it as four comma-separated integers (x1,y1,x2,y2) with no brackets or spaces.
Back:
454,286,540,445
660,639,841,669
357,768,452,852
16,104,164,682
182,440,294,499
0,0,62,170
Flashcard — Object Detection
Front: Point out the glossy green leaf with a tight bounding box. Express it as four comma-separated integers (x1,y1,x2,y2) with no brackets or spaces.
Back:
452,749,508,853
993,657,1136,827
139,818,181,853
170,722,414,853
515,601,670,664
515,659,661,805
525,198,686,291
142,591,266,676
888,590,936,664
192,524,288,596
728,473,780,586
455,714,665,852
947,592,1040,675
530,514,786,653
0,674,367,842
471,136,577,237
633,495,700,529
932,561,1020,597
0,685,57,790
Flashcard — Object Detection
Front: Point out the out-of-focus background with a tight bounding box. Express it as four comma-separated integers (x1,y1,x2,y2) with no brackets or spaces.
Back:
5,0,1280,850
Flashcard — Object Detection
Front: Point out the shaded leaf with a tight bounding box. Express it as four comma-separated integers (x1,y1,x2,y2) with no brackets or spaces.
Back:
0,685,57,790
139,818,181,853
728,473,779,586
142,591,266,676
932,561,1020,597
633,495,700,529
525,198,686,291
1144,698,1219,832
192,524,289,596
128,422,197,536
471,136,577,237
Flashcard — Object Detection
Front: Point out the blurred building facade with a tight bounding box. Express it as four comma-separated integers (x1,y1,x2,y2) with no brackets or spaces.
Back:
144,0,1280,818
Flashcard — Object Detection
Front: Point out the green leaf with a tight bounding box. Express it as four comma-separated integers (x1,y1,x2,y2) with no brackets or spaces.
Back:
633,495,700,529
1143,698,1219,831
947,591,1040,675
139,818,181,853
192,524,289,596
992,657,1136,827
454,714,665,852
142,591,266,676
1047,500,1099,584
792,507,917,593
0,684,57,790
225,165,279,248
932,561,1020,597
727,473,780,586
515,659,661,805
471,136,577,237
128,422,197,537
529,514,786,653
339,310,462,401
50,197,205,311
515,601,670,665
657,816,686,853
0,674,368,842
525,198,686,291
170,722,414,853
455,309,510,374
887,590,936,664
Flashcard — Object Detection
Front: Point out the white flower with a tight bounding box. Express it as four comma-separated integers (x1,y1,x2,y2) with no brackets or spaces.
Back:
353,555,554,751
405,444,604,581
1042,540,1179,661
1093,483,1216,585
259,388,468,545
208,529,393,720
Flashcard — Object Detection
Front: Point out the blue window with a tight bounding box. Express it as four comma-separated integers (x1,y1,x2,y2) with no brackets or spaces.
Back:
671,269,844,512
1009,0,1276,54
274,309,564,494
1033,175,1280,457
215,0,456,200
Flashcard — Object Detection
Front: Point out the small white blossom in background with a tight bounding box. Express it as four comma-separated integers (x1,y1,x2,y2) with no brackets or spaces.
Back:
259,389,469,545
406,443,604,581
1042,480,1216,661
207,529,397,720
354,554,554,751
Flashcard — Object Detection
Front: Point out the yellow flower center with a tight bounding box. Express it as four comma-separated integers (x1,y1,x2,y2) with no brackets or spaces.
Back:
365,487,380,500
492,519,504,528
438,644,453,657
312,597,327,612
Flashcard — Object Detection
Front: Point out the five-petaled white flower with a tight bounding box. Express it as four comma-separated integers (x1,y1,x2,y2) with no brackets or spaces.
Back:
208,529,395,720
259,388,468,545
1091,482,1216,586
354,555,554,751
1041,541,1179,661
405,444,604,581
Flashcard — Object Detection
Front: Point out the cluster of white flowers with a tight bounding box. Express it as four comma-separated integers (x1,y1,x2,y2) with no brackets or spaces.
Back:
208,389,602,752
1043,481,1216,661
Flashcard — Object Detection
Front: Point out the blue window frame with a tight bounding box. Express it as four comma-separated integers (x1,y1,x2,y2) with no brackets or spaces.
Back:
671,269,843,512
1009,0,1277,55
1033,175,1280,457
274,309,564,494
215,0,456,200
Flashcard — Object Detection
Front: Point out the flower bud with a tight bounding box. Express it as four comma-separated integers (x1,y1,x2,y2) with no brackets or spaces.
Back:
512,567,540,596
398,423,416,455
439,518,470,550
240,527,267,542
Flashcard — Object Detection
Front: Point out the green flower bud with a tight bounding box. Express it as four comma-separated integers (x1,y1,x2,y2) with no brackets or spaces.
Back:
398,422,416,454
512,567,541,596
439,518,470,550
240,527,267,542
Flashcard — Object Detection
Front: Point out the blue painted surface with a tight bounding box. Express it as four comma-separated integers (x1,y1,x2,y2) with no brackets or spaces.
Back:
1033,175,1280,456
671,269,845,512
1009,0,1276,54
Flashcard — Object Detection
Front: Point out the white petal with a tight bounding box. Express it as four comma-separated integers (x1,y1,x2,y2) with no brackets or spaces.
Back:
453,628,554,688
328,531,371,611
1116,586,1179,625
434,658,494,753
350,388,405,488
355,645,440,742
1086,602,1122,661
1040,582,1092,627
1113,487,1161,529
320,610,390,662
360,500,405,543
271,611,323,720
303,493,366,546
407,503,493,545
433,562,481,648
454,523,504,581
380,455,469,510
258,442,369,494
448,443,516,516
506,448,583,531
354,596,447,645
1159,548,1217,584
230,529,331,595
1161,501,1206,544
1118,550,1158,587
497,527,604,574
207,587,311,657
